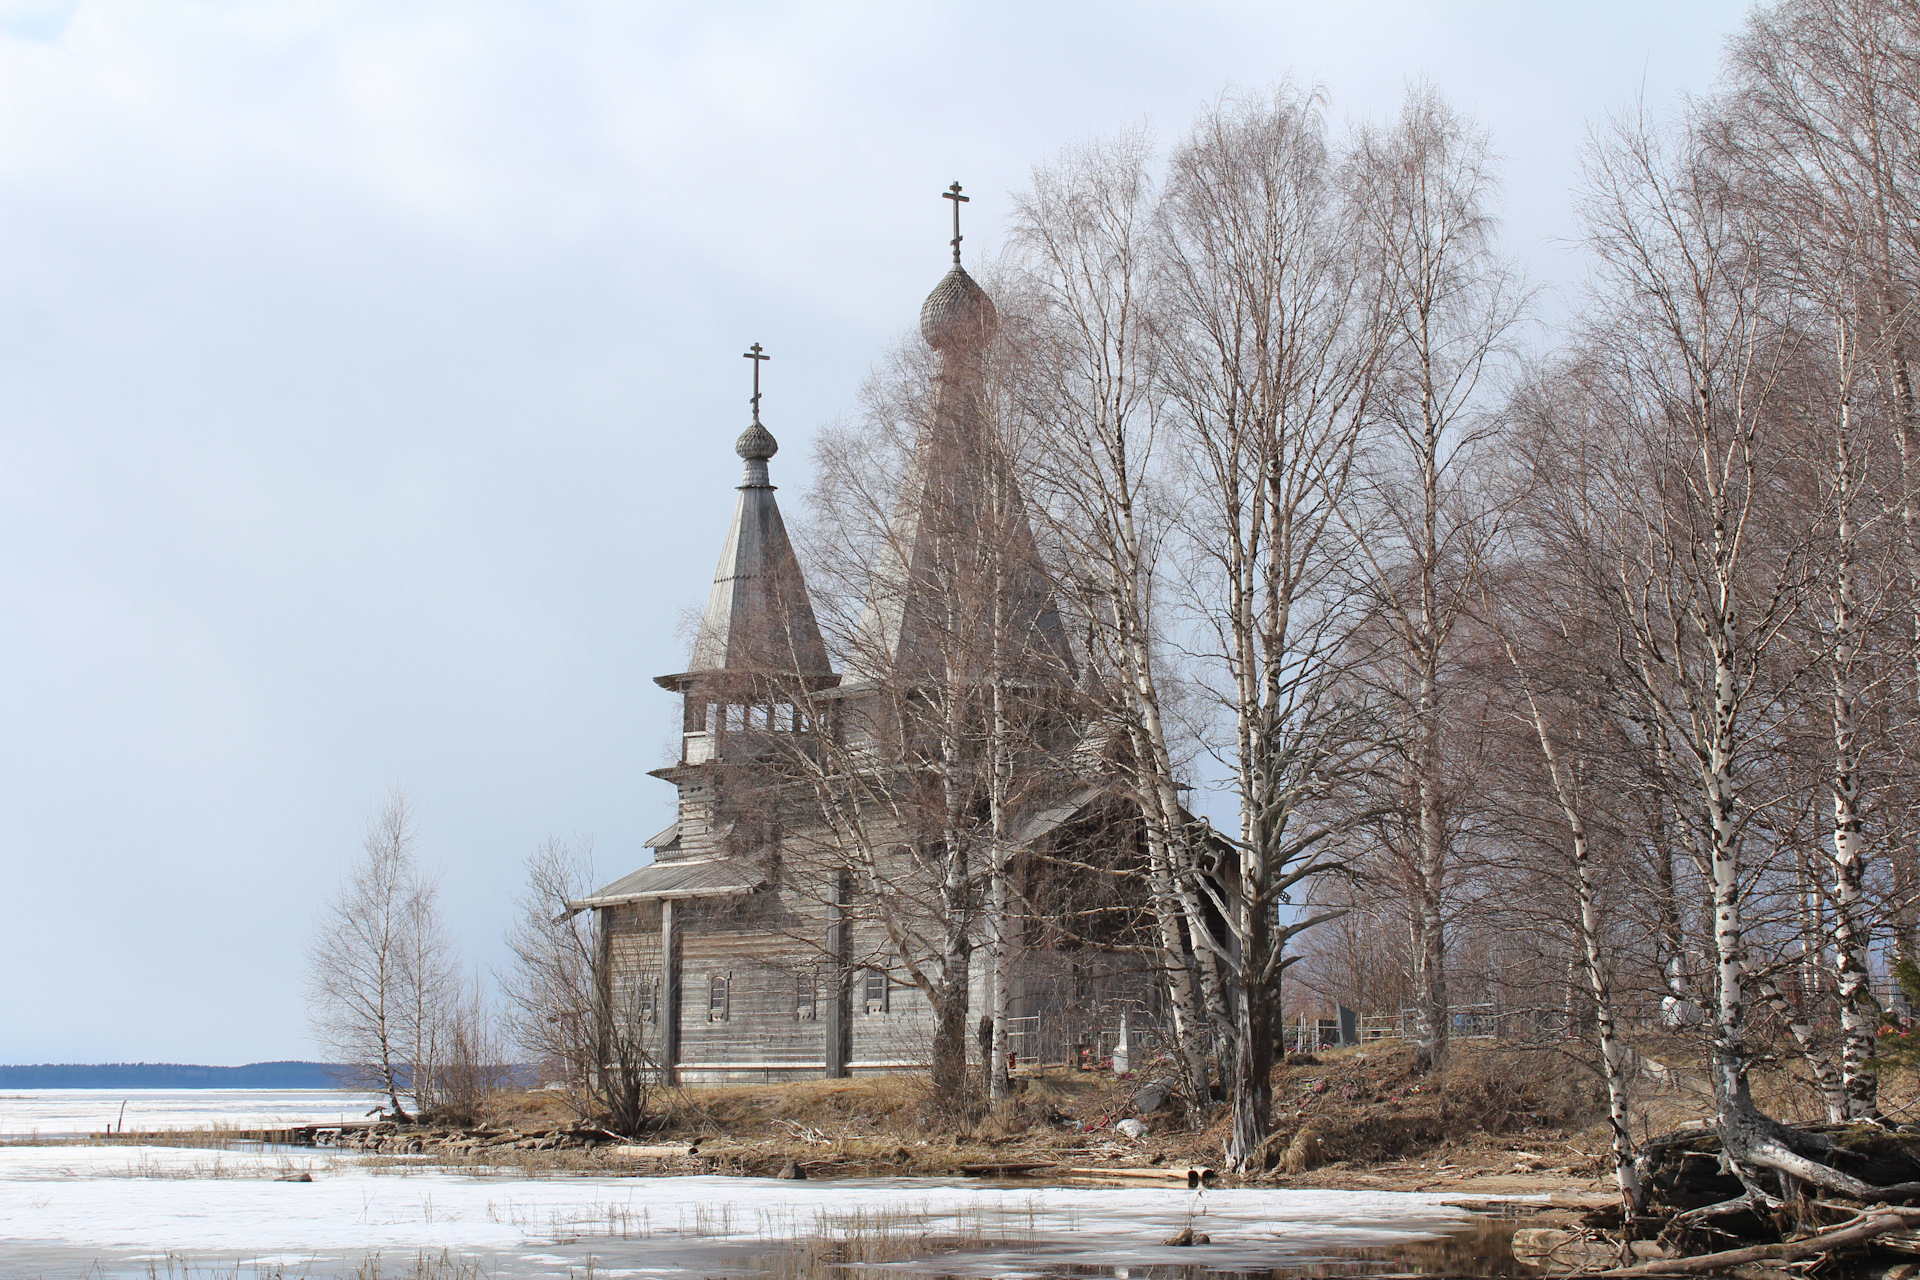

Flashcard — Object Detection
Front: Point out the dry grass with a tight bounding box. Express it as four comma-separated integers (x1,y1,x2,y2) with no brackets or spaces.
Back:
479,1071,1114,1140
108,1203,1046,1280
1619,1029,1920,1134
53,1043,1880,1193
1221,1039,1617,1174
353,1148,636,1179
608,1075,929,1139
10,1123,263,1151
328,1069,1152,1180
464,1088,578,1132
86,1153,323,1180
72,1250,493,1280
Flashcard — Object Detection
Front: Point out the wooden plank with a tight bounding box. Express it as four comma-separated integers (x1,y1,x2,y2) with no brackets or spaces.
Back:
661,898,679,1084
604,1143,705,1159
1064,1166,1218,1183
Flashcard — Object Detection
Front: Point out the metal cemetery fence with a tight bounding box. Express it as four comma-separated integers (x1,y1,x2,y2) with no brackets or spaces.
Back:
1397,1002,1572,1042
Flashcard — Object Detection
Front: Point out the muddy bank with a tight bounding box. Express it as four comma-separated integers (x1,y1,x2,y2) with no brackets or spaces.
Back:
73,1041,1618,1198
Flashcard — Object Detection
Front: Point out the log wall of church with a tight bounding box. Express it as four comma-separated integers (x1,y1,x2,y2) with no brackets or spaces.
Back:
837,919,985,1073
600,902,669,1065
599,868,1148,1083
597,892,964,1082
670,887,836,1083
672,779,721,859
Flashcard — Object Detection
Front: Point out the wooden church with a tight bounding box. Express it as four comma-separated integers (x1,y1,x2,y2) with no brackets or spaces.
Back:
570,193,1158,1084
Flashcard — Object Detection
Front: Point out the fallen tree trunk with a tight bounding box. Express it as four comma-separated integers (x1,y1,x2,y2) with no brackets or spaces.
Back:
1586,1120,1920,1276
1634,1122,1920,1218
1596,1208,1920,1276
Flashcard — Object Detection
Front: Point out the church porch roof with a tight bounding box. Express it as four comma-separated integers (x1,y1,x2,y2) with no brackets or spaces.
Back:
568,856,764,910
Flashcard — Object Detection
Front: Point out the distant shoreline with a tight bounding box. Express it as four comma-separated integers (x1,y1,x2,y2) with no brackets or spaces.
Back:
0,1063,346,1089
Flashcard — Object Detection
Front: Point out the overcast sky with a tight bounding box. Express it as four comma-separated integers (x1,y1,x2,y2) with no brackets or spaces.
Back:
0,0,1753,1065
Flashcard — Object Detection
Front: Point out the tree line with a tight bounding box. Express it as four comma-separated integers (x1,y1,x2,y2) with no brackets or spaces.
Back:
797,0,1920,1183
308,0,1920,1198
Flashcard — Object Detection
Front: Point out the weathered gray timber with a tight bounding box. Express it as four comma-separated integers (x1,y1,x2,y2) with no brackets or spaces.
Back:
575,236,1168,1089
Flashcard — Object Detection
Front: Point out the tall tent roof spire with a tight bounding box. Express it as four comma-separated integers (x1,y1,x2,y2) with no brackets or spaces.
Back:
850,194,1073,686
677,343,833,682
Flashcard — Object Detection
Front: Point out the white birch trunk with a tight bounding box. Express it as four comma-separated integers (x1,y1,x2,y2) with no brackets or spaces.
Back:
1827,360,1879,1119
1497,630,1637,1203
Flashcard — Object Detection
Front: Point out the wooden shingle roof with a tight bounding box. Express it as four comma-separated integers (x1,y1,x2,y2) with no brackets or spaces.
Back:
568,857,763,909
683,417,833,680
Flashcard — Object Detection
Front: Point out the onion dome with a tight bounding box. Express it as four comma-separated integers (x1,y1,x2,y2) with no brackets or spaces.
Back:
734,418,778,487
736,420,778,462
919,264,999,351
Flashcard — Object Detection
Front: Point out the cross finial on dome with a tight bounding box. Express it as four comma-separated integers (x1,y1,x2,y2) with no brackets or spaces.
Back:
743,342,770,422
942,181,969,265
734,342,778,479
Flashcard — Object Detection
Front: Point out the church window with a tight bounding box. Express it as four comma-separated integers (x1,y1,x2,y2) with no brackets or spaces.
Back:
707,973,730,1023
637,985,657,1024
683,698,706,732
863,968,890,1015
703,702,719,733
795,974,817,1021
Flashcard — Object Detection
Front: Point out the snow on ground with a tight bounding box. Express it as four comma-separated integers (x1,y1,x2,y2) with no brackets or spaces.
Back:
1,1144,1477,1278
0,1089,376,1136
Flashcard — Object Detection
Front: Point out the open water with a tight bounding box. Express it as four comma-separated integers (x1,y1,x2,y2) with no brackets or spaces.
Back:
0,1088,377,1138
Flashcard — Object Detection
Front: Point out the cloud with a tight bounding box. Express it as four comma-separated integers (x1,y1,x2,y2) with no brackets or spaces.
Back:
0,0,73,41
0,0,1748,1062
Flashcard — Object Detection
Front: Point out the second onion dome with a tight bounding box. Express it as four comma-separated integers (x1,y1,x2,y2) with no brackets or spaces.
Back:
919,263,998,352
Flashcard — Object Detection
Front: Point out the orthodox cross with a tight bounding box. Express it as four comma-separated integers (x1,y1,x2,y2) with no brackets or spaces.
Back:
942,181,969,264
742,342,770,419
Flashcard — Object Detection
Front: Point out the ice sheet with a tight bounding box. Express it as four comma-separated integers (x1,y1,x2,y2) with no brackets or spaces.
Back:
0,1089,377,1136
1,1144,1477,1277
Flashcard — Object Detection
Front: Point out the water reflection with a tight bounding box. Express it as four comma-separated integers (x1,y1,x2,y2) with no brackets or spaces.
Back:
1263,1219,1528,1277
702,1217,1525,1280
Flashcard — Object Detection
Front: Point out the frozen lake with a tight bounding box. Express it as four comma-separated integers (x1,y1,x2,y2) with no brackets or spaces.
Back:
0,1088,378,1136
0,1143,1493,1279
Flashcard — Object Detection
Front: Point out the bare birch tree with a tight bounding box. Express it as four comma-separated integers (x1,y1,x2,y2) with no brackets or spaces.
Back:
1154,87,1390,1169
1343,84,1528,1073
1475,543,1640,1205
1011,129,1222,1112
1717,0,1920,1118
432,969,509,1127
772,225,1095,1112
306,786,428,1121
500,837,656,1134
1562,105,1875,1195
395,866,459,1116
